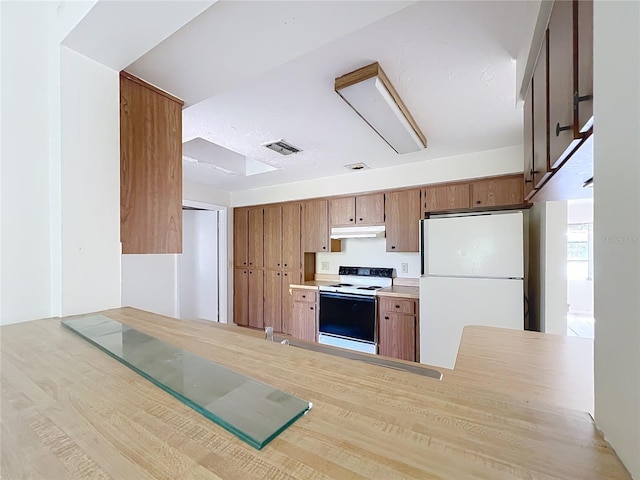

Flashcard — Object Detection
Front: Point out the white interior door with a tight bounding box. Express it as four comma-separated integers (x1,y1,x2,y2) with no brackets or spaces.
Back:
178,210,219,321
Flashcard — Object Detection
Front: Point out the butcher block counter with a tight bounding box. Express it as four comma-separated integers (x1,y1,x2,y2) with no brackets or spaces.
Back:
1,307,631,479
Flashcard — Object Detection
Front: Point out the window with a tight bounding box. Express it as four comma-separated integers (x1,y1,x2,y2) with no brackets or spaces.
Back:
567,223,593,281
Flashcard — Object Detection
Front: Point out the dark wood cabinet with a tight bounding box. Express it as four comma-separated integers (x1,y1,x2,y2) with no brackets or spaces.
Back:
233,269,249,326
548,0,582,169
120,71,183,254
234,207,249,267
290,289,316,342
576,0,593,133
470,176,523,208
264,269,282,332
248,207,264,268
523,83,535,200
378,296,418,362
281,270,300,335
532,31,551,191
385,189,421,252
264,206,282,269
422,183,470,213
248,269,263,329
282,203,301,269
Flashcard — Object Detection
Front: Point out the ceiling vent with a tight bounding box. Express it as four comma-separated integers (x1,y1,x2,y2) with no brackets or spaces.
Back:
344,162,369,171
262,139,302,155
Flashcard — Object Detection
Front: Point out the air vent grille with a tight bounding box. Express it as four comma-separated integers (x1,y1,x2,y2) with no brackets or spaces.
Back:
262,139,301,155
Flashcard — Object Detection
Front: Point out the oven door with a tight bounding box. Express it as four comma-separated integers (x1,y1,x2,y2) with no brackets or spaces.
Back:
318,292,377,343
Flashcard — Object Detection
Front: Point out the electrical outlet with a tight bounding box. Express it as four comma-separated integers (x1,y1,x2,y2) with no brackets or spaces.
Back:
321,261,330,271
400,263,409,274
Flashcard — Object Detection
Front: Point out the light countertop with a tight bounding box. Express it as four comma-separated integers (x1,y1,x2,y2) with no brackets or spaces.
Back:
289,282,419,299
0,307,628,479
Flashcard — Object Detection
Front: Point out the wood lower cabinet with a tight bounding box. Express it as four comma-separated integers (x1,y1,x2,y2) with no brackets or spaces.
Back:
248,269,263,329
470,176,524,208
264,270,283,332
385,189,421,252
120,71,183,254
378,296,418,362
422,183,470,213
233,269,249,326
281,271,299,335
290,289,316,342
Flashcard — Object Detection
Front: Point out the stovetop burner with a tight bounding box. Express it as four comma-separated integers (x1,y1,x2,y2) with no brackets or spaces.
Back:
356,286,382,290
330,283,354,287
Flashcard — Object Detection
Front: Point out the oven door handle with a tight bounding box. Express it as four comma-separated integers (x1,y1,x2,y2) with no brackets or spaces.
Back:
318,291,376,303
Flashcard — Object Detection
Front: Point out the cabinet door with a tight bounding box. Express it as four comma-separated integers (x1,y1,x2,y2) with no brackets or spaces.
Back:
248,207,263,268
264,270,282,332
548,0,577,168
120,72,183,254
356,193,385,224
282,203,301,269
385,190,420,252
281,271,298,335
423,184,470,213
233,269,249,326
329,197,355,226
234,207,249,267
291,301,316,342
523,83,535,200
471,176,523,208
264,206,282,268
577,0,593,133
248,269,263,329
302,199,329,252
533,32,551,189
378,313,416,362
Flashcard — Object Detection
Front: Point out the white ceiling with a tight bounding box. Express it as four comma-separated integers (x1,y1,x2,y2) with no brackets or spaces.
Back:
123,1,534,192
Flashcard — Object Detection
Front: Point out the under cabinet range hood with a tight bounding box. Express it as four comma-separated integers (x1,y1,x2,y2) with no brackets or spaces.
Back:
330,225,386,239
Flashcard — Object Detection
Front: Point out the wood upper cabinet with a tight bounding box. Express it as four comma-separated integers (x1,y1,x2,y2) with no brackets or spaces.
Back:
120,71,183,254
264,269,282,332
378,296,418,362
385,189,420,252
264,206,282,268
422,183,470,213
282,203,301,269
248,207,264,268
523,83,535,200
548,0,581,169
470,176,524,208
290,288,316,342
233,269,249,326
302,199,340,252
330,194,384,226
532,31,551,190
576,0,593,133
248,269,263,329
234,207,249,267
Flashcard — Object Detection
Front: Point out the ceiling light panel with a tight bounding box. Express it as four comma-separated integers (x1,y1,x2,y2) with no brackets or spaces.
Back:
335,62,427,154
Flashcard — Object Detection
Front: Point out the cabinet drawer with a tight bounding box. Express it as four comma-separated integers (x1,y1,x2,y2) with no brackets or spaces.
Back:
292,289,316,303
379,297,416,314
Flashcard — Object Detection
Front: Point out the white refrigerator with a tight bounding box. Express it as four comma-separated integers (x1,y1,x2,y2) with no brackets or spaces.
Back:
419,211,524,369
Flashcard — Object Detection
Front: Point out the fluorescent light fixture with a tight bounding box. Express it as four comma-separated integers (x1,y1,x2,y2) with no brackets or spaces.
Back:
335,62,427,154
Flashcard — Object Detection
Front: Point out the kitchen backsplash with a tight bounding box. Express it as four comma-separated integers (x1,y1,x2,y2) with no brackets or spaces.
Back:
316,238,420,278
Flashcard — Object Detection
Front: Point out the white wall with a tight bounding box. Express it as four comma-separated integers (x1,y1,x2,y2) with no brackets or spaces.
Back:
184,179,231,206
593,2,640,478
543,201,568,335
316,238,420,278
60,46,121,316
231,145,523,206
121,254,179,318
1,2,53,324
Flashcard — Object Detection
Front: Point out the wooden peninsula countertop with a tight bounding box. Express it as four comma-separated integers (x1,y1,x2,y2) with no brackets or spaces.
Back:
1,307,630,479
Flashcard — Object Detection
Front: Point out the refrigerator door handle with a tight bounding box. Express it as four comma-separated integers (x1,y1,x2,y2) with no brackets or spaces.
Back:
420,219,425,276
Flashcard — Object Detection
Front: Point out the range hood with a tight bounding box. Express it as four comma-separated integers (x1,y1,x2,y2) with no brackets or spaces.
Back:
330,225,386,239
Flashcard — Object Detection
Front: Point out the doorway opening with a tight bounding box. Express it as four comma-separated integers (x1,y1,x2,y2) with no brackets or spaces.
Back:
566,199,594,338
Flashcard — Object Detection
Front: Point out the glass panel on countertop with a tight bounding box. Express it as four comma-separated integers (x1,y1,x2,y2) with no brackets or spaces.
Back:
61,315,311,449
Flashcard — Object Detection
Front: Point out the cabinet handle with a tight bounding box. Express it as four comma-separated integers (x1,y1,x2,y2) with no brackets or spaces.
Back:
249,262,253,265
322,246,326,250
391,246,396,250
243,262,247,265
277,273,280,276
284,263,288,267
359,218,363,221
395,305,400,309
310,307,314,310
384,316,389,320
476,200,482,205
525,178,533,184
284,273,288,276
349,218,354,222
277,263,280,266
574,91,593,109
302,295,306,298
555,122,573,137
